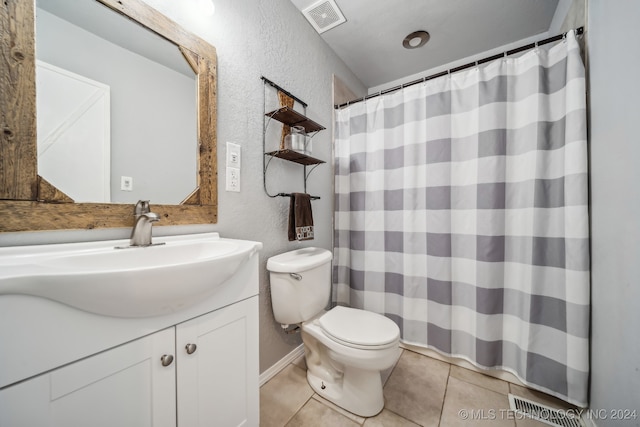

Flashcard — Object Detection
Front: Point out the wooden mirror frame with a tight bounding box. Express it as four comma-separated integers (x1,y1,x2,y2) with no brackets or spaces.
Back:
0,0,217,232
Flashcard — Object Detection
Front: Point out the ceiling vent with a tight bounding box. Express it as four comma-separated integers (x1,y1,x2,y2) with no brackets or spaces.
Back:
302,0,346,34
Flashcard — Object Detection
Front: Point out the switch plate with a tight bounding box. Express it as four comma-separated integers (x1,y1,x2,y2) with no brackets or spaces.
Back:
226,142,241,168
225,167,240,192
121,176,133,191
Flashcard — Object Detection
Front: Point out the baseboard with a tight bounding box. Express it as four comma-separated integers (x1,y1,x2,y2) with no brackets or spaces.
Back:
259,344,305,387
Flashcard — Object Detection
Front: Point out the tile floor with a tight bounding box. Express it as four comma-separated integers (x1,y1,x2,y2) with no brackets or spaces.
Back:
260,348,577,426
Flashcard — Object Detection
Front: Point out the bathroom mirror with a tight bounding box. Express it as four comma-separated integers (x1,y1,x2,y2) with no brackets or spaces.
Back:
0,0,218,232
36,0,197,204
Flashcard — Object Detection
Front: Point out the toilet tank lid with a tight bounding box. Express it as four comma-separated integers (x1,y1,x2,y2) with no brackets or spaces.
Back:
266,247,332,273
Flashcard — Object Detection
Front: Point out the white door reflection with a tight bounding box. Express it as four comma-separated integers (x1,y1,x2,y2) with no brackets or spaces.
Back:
37,60,111,203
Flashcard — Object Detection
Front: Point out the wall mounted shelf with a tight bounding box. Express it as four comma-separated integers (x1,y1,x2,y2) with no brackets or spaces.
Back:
262,77,325,199
265,149,325,166
264,106,325,133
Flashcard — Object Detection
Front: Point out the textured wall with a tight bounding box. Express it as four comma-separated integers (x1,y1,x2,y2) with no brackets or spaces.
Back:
588,0,640,421
0,0,365,374
138,0,366,374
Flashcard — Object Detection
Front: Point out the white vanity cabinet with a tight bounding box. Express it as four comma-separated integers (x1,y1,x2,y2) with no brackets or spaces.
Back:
0,296,259,427
0,233,261,427
0,327,177,427
177,296,259,427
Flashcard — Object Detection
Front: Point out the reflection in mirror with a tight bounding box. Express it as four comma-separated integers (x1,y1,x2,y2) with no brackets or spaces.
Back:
36,0,197,204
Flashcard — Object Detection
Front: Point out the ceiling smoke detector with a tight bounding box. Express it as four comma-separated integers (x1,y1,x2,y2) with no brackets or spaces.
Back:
302,0,346,34
403,30,430,49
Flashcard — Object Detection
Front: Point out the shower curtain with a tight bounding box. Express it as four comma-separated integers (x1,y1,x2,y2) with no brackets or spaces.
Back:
333,31,589,406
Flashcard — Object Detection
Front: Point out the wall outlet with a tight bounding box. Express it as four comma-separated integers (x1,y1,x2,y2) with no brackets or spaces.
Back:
121,176,133,191
226,142,241,168
225,167,240,192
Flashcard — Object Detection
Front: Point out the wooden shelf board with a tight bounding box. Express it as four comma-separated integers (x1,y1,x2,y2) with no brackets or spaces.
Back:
265,150,325,166
265,107,325,133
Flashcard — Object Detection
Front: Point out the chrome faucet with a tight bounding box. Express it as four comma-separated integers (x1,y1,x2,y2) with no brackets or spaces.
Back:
134,200,151,217
129,200,161,247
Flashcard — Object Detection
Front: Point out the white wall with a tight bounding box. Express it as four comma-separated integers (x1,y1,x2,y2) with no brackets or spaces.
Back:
588,0,640,422
139,0,366,373
2,0,365,374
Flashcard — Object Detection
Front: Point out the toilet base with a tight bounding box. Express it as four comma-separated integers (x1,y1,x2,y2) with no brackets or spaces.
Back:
306,365,385,417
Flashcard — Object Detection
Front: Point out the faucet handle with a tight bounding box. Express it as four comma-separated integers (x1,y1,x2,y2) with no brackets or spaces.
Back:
134,200,150,217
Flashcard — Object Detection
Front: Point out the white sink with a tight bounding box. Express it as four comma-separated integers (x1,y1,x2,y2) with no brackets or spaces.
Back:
0,233,262,318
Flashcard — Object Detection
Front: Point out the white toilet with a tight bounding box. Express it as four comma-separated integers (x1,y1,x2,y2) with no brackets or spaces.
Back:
267,247,400,417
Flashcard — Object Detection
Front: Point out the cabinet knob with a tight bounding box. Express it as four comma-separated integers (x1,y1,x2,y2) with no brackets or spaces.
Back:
185,343,197,355
160,354,174,367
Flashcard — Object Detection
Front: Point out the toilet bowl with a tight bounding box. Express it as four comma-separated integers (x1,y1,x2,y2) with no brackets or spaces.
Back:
302,306,401,416
267,248,401,417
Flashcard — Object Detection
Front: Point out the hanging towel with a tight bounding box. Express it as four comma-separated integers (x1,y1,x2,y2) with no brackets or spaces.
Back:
288,193,314,241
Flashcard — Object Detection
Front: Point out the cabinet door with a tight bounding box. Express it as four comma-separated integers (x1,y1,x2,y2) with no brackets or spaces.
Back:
177,296,259,427
0,328,176,427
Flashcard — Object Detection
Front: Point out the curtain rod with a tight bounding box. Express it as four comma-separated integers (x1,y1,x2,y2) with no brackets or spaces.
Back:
335,26,584,109
261,76,308,108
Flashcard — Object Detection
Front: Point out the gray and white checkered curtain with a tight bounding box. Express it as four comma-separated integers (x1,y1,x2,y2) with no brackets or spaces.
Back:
334,31,588,406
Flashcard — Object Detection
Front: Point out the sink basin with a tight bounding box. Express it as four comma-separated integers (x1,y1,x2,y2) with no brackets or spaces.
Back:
0,233,262,317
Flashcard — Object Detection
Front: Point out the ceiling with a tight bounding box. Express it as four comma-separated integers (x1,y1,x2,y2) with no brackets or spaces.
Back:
290,0,571,90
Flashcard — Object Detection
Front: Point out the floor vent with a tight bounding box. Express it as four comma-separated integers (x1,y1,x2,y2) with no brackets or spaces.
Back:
508,394,585,427
302,0,346,34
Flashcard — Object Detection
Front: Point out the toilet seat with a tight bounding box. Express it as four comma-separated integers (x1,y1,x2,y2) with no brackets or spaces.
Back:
318,306,399,350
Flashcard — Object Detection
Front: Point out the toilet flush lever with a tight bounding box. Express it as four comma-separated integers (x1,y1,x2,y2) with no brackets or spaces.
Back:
290,273,302,281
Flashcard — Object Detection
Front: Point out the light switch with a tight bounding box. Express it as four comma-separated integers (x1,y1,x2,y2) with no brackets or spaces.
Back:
226,142,241,168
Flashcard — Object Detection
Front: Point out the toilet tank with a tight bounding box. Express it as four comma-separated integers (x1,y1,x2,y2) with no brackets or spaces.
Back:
266,247,332,325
